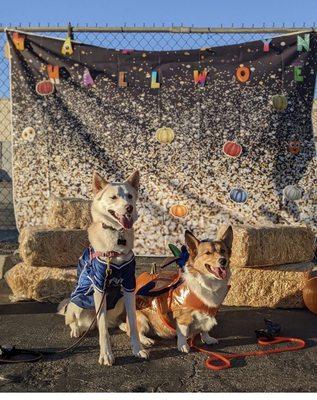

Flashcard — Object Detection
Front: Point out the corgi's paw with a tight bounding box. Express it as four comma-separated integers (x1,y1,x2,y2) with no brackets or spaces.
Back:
99,351,115,366
70,326,80,338
201,332,218,345
178,343,190,353
140,335,155,347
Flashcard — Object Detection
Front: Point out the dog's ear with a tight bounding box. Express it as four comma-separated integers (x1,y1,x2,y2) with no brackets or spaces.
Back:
126,170,140,192
219,226,233,253
92,171,107,195
185,230,200,258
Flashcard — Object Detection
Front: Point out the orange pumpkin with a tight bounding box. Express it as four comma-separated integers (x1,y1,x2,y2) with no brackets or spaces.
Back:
223,141,242,158
288,141,301,155
235,66,250,83
303,277,317,314
170,204,188,218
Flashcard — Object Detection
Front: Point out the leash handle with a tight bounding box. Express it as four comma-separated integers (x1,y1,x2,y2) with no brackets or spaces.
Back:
190,335,306,372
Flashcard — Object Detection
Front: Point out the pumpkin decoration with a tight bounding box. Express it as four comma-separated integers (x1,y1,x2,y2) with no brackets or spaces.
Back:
223,141,242,158
229,188,248,204
36,80,55,96
156,127,175,144
170,204,188,218
235,66,250,83
22,127,36,142
303,277,317,314
288,141,301,155
283,185,302,201
272,94,287,111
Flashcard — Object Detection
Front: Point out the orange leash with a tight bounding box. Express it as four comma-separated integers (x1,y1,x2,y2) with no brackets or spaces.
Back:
189,336,306,371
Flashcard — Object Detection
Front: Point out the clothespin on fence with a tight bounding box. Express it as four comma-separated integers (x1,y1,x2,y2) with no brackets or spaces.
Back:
61,22,74,56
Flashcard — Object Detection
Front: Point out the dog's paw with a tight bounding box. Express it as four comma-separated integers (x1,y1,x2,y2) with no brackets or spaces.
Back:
119,322,127,332
134,349,150,359
178,343,190,353
201,333,218,345
131,339,150,359
140,336,155,347
98,351,115,366
70,326,80,338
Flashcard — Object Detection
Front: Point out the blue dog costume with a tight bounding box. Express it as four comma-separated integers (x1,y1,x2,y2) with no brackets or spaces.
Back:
70,247,136,310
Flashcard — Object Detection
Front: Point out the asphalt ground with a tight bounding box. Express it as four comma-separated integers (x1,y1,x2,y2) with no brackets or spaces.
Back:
0,307,316,392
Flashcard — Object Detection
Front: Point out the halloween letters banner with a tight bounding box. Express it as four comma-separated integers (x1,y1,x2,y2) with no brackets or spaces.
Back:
7,30,317,254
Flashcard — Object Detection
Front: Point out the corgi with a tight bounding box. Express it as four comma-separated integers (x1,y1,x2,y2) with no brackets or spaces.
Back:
58,170,148,365
123,227,233,352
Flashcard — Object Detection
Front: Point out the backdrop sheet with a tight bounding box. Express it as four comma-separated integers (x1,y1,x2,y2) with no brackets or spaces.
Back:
7,30,317,254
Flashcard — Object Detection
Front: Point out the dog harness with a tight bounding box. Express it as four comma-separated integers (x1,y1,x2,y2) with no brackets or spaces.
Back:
70,247,136,310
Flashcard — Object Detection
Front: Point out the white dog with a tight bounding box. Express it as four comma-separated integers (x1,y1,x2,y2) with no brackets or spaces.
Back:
58,170,148,365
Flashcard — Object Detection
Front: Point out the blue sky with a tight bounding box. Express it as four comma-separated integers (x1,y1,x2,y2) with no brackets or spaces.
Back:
1,0,316,27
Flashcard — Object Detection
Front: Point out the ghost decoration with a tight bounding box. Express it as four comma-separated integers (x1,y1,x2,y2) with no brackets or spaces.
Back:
22,127,36,142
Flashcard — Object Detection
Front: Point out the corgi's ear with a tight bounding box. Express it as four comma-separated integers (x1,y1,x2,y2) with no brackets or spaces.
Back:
126,170,140,192
92,171,107,195
219,226,233,253
185,230,200,258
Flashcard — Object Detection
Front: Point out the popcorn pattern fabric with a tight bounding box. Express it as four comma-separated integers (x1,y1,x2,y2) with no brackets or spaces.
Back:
7,30,317,255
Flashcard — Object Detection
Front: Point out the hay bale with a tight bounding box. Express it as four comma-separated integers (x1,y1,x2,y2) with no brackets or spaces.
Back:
47,196,92,229
19,227,89,267
218,225,315,268
5,263,77,303
223,262,314,308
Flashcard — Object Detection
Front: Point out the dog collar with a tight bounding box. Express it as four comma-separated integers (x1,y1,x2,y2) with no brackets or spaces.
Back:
89,248,123,261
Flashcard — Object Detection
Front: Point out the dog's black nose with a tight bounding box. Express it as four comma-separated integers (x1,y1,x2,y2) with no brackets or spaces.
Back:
219,258,227,267
126,204,133,213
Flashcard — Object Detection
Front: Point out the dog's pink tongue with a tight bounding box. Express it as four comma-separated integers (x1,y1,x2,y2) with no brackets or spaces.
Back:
214,267,227,280
118,215,133,229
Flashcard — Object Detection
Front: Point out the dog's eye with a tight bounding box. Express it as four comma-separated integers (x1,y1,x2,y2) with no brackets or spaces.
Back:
127,194,133,199
111,195,117,200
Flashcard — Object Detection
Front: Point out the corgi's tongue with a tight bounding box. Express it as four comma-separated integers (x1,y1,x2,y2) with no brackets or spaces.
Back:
117,214,133,229
213,267,227,280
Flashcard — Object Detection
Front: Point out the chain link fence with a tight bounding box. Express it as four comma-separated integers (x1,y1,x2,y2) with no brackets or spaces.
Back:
0,25,316,229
